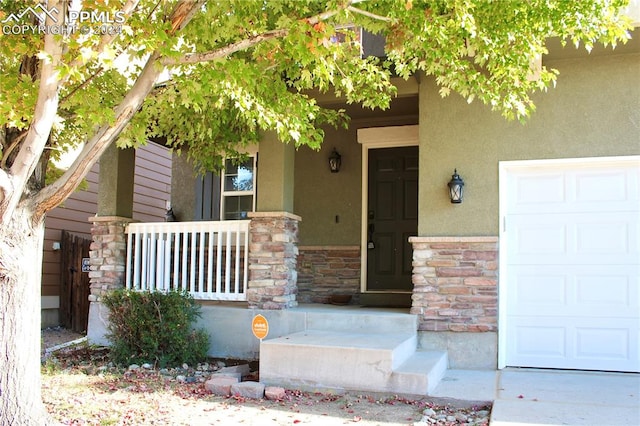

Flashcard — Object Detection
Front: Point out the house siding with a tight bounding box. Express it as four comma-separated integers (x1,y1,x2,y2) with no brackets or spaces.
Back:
132,144,172,222
41,143,172,327
42,167,99,300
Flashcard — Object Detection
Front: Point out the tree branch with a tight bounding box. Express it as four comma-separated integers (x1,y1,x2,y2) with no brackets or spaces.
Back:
0,0,63,225
168,0,207,34
306,8,342,25
347,6,393,22
30,0,206,220
60,66,104,105
31,51,163,221
60,0,140,85
60,0,144,105
93,0,140,55
163,29,289,65
0,132,26,169
163,7,342,66
0,169,12,208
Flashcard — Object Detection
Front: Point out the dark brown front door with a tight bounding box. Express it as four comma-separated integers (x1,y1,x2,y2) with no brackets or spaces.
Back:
366,146,418,293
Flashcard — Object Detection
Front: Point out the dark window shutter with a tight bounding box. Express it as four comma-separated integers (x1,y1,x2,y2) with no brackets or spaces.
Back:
194,172,221,221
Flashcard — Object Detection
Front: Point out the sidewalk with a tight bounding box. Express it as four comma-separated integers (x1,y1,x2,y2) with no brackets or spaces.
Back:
430,368,640,426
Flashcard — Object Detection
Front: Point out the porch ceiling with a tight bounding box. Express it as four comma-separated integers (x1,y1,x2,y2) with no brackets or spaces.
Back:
323,95,419,120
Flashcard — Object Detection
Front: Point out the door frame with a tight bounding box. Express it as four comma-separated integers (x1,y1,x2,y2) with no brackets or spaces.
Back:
356,125,419,294
498,155,640,370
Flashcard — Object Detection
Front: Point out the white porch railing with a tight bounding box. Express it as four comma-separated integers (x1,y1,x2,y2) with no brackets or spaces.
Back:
125,220,250,301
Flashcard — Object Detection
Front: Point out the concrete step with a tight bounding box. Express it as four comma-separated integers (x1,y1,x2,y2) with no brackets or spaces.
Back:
389,351,448,395
302,307,417,335
260,330,417,392
260,330,447,395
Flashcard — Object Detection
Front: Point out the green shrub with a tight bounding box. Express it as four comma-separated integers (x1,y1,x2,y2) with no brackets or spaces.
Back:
102,289,209,368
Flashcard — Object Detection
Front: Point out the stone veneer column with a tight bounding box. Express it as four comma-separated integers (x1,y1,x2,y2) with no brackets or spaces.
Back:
86,216,132,346
409,236,498,332
87,216,133,301
247,212,301,309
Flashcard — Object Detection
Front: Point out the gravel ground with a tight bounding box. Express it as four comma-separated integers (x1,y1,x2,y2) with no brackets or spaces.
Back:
42,326,85,349
41,328,491,425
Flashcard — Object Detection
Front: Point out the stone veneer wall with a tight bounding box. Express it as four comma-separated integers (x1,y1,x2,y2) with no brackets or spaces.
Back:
87,216,132,302
409,236,498,332
297,246,361,304
246,212,300,309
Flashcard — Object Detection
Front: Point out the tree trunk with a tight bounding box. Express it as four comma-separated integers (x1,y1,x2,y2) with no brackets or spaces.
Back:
0,206,50,425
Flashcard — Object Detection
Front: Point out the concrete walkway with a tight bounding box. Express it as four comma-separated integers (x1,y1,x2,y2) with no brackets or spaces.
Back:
430,368,640,426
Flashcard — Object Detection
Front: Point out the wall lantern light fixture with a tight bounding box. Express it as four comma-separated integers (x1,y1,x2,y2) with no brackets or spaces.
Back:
329,148,342,173
448,169,465,203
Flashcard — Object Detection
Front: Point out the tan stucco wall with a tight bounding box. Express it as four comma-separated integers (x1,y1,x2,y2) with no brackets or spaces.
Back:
97,144,135,217
170,151,197,221
256,131,295,212
167,39,638,242
419,46,640,236
294,112,418,245
294,125,362,245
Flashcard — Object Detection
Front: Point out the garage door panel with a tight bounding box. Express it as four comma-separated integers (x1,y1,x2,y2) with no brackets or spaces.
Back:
512,174,566,207
575,274,637,307
576,219,632,255
574,212,638,258
508,166,639,215
576,327,633,362
511,220,566,256
512,273,567,307
510,265,638,317
503,157,640,372
507,317,639,371
574,169,635,204
509,322,567,359
509,213,638,265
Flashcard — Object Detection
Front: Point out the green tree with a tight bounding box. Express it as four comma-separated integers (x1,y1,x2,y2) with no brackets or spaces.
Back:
0,0,632,423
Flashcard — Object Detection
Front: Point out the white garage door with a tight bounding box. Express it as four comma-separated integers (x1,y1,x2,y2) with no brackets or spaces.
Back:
501,157,639,372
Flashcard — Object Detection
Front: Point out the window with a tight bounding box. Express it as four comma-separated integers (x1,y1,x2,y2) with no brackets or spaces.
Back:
330,26,385,59
220,156,256,220
194,154,257,221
